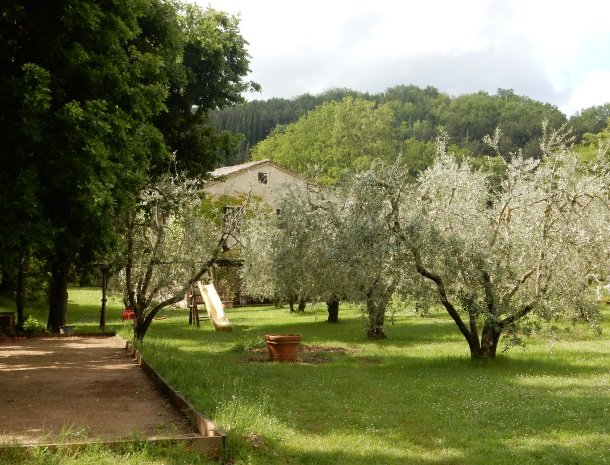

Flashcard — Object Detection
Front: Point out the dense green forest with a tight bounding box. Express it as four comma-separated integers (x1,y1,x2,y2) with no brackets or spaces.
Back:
210,85,610,168
0,1,258,329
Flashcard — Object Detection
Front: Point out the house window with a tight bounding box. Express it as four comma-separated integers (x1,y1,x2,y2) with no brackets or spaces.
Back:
257,172,268,184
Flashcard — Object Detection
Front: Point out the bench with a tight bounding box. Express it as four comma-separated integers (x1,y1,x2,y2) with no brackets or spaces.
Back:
0,312,16,328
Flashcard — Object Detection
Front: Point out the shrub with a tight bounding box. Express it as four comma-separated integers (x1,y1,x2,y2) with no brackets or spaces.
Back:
21,316,46,335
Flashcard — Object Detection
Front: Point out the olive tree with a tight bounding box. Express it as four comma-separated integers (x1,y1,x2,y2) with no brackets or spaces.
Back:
238,187,344,315
240,161,410,337
402,128,610,358
331,161,410,337
115,172,243,342
242,125,610,351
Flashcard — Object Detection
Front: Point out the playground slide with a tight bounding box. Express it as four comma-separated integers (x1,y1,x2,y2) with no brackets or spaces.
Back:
197,283,233,332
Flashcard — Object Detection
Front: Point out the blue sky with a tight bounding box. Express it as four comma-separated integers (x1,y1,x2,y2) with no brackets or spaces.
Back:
200,0,610,115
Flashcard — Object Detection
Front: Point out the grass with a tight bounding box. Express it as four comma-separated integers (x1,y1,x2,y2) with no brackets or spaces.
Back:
0,441,210,465
2,287,610,464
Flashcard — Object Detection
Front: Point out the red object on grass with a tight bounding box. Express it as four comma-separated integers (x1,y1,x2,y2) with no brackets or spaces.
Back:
122,309,135,320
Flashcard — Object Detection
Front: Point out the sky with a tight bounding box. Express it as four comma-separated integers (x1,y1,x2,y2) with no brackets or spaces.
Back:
199,0,610,115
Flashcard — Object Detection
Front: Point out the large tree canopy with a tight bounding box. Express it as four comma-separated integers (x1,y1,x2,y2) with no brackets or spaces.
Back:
0,0,256,332
153,3,260,176
403,129,610,358
1,0,170,331
251,96,398,184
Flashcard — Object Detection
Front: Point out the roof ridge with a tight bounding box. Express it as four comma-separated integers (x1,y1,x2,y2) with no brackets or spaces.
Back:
209,159,270,178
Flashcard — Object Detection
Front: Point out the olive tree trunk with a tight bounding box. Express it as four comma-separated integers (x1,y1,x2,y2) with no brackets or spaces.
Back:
326,297,339,323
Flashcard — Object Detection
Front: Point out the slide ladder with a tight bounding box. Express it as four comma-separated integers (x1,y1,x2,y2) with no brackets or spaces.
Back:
187,284,208,327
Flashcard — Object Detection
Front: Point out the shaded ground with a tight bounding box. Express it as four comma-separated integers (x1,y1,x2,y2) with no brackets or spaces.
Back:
0,336,196,445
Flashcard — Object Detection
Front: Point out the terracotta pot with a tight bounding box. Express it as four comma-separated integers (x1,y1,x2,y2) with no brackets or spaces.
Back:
264,334,302,362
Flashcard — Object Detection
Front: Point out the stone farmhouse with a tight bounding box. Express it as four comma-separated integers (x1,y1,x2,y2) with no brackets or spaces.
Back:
203,158,316,212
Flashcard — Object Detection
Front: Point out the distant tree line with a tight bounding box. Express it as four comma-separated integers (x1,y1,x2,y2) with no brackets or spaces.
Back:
210,85,610,166
208,88,369,164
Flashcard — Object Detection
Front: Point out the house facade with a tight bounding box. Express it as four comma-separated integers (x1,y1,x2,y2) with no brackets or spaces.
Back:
203,159,315,211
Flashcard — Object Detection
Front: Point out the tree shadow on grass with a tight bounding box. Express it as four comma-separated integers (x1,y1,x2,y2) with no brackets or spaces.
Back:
219,383,610,465
125,319,610,465
232,359,610,464
229,439,467,465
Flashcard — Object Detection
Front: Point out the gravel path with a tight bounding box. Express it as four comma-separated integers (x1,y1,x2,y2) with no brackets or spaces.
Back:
0,336,195,445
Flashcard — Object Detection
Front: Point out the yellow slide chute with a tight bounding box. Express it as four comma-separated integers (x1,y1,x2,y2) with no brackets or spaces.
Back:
197,282,232,332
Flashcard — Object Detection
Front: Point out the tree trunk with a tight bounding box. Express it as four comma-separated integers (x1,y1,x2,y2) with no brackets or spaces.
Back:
16,253,25,328
366,278,397,339
47,255,71,333
133,301,151,343
366,296,387,339
326,298,339,323
477,324,501,359
288,296,295,313
134,315,152,343
297,297,306,313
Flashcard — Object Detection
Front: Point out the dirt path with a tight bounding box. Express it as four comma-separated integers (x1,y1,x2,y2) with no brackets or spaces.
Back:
0,336,196,445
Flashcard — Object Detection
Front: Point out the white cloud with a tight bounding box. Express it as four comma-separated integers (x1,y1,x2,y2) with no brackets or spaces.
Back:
565,70,610,115
201,0,610,114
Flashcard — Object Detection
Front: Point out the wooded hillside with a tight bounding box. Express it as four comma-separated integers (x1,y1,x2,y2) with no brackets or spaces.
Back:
210,85,610,166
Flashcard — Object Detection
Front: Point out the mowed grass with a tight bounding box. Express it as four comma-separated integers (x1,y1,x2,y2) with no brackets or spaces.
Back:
3,287,610,465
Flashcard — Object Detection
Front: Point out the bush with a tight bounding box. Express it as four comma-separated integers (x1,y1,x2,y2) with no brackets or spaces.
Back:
21,316,46,335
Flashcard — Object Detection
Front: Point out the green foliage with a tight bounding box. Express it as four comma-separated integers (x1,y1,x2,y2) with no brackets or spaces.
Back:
400,138,437,179
0,0,257,332
152,4,258,176
574,120,610,163
439,89,566,158
21,315,46,335
0,0,174,330
212,85,572,170
251,96,398,184
569,103,610,143
199,193,253,230
209,88,368,164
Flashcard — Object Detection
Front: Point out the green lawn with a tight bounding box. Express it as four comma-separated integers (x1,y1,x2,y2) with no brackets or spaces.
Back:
3,287,610,465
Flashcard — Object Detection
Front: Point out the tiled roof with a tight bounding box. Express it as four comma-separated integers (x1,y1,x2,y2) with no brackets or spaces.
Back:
208,159,270,178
